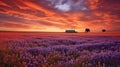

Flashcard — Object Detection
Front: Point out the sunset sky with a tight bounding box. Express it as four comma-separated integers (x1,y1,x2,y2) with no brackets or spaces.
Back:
0,0,120,32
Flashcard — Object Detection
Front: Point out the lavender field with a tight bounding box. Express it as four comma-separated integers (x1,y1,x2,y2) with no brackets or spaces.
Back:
0,32,120,67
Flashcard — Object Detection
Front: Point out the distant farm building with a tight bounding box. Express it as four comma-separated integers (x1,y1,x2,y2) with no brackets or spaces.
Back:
65,30,77,33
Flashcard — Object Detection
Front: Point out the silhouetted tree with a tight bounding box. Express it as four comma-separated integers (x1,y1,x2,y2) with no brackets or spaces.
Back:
102,29,106,32
85,28,90,32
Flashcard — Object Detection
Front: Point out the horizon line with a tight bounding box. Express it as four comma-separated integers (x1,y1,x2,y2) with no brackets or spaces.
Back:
0,30,120,33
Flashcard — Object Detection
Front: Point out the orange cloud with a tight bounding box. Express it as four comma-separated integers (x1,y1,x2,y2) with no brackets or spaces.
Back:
0,1,11,7
21,0,55,15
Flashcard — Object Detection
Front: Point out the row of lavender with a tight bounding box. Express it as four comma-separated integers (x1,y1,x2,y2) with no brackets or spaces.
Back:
0,36,120,67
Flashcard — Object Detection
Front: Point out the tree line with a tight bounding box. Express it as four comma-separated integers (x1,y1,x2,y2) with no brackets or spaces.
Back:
85,28,106,32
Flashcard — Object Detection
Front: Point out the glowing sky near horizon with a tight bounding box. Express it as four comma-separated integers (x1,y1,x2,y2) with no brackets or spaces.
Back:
0,0,120,32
